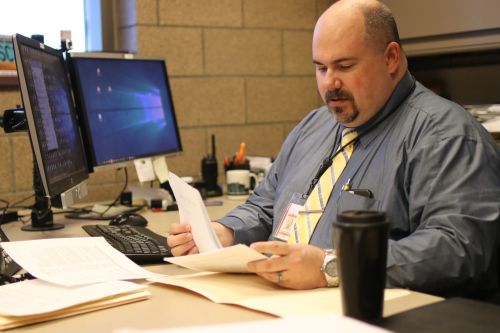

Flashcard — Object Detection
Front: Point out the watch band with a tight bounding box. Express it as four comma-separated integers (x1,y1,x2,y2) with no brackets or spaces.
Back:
321,249,339,287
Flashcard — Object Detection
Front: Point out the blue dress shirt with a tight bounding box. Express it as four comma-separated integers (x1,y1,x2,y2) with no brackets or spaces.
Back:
218,72,500,296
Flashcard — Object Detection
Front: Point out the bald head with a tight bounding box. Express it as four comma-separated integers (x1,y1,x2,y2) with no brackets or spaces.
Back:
318,0,401,53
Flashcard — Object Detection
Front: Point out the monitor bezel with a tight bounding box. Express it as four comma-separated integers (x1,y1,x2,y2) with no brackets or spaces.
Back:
67,52,183,172
12,34,89,197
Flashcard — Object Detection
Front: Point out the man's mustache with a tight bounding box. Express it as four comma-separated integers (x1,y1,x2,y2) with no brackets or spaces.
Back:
324,89,353,101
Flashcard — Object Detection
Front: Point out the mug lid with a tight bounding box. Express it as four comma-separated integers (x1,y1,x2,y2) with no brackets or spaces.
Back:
336,210,386,223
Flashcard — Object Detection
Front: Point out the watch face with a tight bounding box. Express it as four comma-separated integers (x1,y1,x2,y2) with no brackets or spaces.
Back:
325,259,337,277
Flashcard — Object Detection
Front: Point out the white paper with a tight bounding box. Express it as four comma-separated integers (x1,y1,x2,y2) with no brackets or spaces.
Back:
90,204,139,218
167,172,222,252
114,313,391,333
482,116,500,132
164,244,267,273
247,155,273,174
128,186,173,205
0,279,148,316
134,158,156,182
0,237,163,286
488,104,500,112
153,156,170,183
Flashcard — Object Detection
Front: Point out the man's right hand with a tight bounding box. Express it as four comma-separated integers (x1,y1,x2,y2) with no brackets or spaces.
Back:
167,224,198,256
167,222,235,256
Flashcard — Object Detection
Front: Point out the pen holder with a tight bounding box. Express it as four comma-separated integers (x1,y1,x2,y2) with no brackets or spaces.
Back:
224,161,250,172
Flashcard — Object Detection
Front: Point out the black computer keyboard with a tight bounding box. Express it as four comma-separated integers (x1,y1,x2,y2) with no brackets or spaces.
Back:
82,224,171,263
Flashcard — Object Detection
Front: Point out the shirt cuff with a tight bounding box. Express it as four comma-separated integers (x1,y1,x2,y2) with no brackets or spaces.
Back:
217,216,252,245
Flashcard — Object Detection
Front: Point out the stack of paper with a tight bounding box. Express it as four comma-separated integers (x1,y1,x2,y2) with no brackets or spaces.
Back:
0,280,149,330
1,237,163,286
0,237,162,330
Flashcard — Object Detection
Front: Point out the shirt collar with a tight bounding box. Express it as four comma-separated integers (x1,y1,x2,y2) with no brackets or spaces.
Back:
349,71,416,148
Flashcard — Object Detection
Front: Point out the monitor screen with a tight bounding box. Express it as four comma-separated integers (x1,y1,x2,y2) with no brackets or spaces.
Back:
12,34,89,198
68,53,182,171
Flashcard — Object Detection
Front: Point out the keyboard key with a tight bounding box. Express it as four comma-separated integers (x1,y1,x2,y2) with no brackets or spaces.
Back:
82,224,171,263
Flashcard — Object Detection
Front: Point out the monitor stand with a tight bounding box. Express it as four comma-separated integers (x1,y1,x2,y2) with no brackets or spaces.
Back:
21,158,63,231
2,108,63,231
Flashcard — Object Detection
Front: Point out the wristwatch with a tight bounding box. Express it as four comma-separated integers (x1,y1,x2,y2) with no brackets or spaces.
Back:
321,249,339,287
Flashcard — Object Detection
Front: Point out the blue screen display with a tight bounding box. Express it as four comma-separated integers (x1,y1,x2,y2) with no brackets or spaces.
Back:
70,57,182,168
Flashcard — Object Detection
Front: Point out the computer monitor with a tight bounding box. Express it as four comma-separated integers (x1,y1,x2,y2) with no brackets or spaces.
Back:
67,53,182,172
12,34,89,230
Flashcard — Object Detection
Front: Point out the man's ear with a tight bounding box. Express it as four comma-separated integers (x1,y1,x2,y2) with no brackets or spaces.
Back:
384,41,401,75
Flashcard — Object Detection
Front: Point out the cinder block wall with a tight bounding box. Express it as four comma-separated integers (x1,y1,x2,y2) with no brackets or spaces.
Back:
0,0,333,205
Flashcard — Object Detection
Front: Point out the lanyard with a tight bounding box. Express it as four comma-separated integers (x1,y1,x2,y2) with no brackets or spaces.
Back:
304,124,359,196
304,78,416,197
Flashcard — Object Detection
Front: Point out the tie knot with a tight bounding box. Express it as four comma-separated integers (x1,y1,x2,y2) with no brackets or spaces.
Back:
341,128,358,146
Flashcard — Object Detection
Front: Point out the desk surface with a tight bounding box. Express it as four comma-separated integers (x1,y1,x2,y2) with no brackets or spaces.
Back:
2,198,442,332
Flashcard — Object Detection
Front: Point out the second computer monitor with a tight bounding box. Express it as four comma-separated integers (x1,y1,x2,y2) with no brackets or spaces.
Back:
13,34,89,202
68,53,182,171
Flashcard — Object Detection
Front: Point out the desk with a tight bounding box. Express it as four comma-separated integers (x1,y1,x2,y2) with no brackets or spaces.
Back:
2,198,441,332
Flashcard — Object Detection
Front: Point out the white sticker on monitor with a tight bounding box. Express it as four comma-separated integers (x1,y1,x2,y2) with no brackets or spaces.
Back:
134,158,156,182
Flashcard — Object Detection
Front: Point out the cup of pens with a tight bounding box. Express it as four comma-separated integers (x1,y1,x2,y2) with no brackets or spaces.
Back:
224,142,256,196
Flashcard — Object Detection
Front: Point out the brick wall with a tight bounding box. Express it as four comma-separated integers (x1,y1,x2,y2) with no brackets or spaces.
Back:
0,0,333,205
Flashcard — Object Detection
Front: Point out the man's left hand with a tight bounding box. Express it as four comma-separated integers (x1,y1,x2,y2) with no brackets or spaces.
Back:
247,241,327,290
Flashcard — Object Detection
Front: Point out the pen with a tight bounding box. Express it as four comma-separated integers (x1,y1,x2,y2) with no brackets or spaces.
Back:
234,142,246,165
342,178,352,191
346,189,373,198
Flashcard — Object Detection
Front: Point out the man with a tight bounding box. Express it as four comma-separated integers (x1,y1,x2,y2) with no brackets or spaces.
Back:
168,0,500,296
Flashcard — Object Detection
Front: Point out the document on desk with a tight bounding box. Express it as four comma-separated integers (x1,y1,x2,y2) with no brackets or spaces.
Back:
0,279,148,316
167,172,222,252
0,237,164,286
151,273,414,318
0,279,150,330
164,244,267,273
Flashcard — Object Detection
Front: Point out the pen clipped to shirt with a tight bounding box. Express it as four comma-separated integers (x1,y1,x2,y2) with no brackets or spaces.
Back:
342,178,373,198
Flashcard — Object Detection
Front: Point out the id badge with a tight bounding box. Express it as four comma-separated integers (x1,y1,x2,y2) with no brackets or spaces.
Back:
274,193,307,242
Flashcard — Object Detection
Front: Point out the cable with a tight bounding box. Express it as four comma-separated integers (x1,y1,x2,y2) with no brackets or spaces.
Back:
12,193,35,209
18,215,31,225
0,194,34,225
0,193,42,226
0,200,9,226
304,78,418,197
59,168,140,221
98,167,129,217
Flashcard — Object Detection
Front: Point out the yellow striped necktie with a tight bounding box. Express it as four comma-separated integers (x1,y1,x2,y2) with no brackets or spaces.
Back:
289,128,358,244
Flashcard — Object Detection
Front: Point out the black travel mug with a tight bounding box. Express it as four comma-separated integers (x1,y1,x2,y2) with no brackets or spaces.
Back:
333,210,389,321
